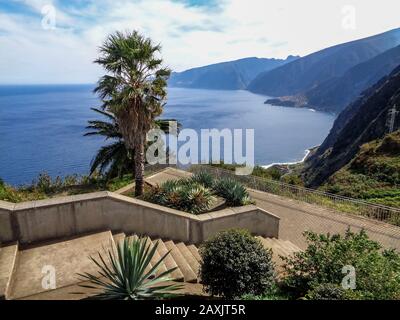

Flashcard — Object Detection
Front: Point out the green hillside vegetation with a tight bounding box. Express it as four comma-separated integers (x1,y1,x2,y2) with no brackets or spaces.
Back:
210,163,303,185
322,131,400,208
0,173,133,203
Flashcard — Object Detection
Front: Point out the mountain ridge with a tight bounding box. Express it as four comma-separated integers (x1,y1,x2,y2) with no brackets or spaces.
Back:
304,44,400,113
303,65,400,187
168,56,299,90
249,28,400,113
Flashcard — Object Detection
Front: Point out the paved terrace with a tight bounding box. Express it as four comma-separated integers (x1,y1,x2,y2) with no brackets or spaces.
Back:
147,168,400,251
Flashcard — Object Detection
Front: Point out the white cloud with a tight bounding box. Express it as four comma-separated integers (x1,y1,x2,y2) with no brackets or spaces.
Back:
1,0,400,84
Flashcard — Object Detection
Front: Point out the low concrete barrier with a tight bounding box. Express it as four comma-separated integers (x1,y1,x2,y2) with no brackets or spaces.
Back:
0,192,280,245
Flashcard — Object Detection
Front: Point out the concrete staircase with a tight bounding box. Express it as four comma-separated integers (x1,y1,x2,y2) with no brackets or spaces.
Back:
0,231,300,300
0,242,18,299
257,237,301,271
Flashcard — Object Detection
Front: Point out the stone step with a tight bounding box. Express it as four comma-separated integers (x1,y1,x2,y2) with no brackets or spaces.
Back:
143,237,168,277
258,236,274,249
112,233,126,248
273,238,300,257
256,236,301,271
0,243,18,299
258,237,285,258
164,241,197,283
154,239,184,282
283,240,302,254
175,242,200,280
187,244,202,262
126,235,154,277
8,231,115,300
270,238,291,257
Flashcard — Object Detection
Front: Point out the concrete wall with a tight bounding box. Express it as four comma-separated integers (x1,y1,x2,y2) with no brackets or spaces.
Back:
0,201,14,243
0,192,280,245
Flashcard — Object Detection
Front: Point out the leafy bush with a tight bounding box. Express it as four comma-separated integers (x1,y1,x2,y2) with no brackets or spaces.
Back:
241,284,290,300
213,178,253,206
282,229,400,300
199,229,275,299
0,172,118,203
211,163,285,181
305,283,360,300
281,174,304,186
0,180,46,203
36,172,55,193
106,174,134,191
143,179,214,214
251,166,282,180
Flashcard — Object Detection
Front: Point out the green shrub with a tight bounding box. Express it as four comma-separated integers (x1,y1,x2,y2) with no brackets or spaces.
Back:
63,174,80,187
0,182,20,202
281,174,304,186
305,283,360,300
241,284,290,300
199,229,275,299
0,183,46,203
106,174,133,192
252,166,282,180
35,172,53,193
213,178,253,206
282,229,400,300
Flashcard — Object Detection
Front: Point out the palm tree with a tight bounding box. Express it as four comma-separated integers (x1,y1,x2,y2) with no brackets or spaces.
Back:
85,108,180,179
78,237,182,300
85,108,129,178
94,30,171,196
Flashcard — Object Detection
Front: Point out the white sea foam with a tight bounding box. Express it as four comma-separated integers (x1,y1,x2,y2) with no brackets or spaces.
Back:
261,147,316,169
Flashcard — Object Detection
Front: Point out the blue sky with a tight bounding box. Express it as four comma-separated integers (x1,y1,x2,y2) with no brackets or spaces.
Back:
1,0,400,84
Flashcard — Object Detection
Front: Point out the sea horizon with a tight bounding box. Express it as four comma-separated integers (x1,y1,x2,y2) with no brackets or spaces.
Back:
0,85,335,185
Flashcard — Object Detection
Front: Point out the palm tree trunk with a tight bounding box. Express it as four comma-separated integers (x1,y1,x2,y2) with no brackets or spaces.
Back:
134,139,145,197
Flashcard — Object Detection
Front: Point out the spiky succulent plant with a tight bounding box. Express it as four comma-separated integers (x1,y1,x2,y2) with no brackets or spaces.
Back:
213,178,253,207
144,179,214,214
189,171,215,189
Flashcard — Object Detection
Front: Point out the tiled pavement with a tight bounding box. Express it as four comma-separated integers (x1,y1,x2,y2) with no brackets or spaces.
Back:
249,189,400,250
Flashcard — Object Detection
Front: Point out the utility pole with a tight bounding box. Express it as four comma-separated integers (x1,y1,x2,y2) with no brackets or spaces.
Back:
386,104,399,134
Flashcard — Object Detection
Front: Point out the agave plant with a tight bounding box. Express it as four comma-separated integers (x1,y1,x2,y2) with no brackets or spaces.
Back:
178,183,214,214
213,178,253,207
78,237,182,300
144,179,214,214
190,171,215,189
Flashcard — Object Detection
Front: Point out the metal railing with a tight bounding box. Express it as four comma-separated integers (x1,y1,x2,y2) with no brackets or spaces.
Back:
189,165,400,226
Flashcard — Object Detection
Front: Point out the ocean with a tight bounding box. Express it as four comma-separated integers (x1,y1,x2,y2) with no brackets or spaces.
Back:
0,85,335,186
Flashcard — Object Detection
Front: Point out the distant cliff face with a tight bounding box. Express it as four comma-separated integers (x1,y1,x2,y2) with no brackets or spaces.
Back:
304,44,400,113
248,28,400,113
168,56,299,90
303,65,400,187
